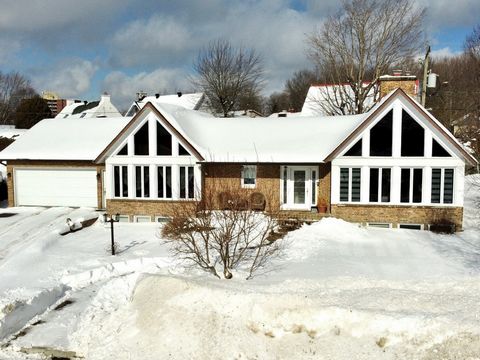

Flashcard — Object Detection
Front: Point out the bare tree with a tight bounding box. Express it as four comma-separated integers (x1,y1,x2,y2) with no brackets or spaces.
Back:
284,69,318,112
191,39,264,117
0,71,36,125
306,0,425,115
465,24,480,64
161,181,284,280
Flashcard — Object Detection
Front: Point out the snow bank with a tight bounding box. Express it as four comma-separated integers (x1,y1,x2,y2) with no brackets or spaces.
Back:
68,275,480,360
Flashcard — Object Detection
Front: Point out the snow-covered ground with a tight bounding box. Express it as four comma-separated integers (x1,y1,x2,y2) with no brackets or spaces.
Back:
0,176,479,359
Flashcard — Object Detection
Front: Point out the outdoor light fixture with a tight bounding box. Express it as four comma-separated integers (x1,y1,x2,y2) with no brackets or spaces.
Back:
104,213,120,255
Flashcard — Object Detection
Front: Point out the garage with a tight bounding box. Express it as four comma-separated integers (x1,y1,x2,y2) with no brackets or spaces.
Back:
15,168,98,207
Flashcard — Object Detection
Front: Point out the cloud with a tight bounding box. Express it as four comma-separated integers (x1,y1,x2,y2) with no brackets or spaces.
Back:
430,47,463,59
30,59,98,98
102,68,192,109
418,0,480,30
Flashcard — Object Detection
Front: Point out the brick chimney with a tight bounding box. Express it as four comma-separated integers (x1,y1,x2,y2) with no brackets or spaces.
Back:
379,70,419,99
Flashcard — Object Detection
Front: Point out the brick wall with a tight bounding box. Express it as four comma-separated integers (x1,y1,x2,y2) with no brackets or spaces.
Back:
331,204,463,230
318,163,331,209
6,160,104,208
106,199,196,221
203,163,281,210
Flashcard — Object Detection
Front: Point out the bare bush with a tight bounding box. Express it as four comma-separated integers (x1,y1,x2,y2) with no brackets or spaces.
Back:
161,182,284,280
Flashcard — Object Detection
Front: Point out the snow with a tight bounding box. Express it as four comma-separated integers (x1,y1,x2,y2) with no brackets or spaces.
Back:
127,92,205,116
0,117,131,160
0,176,479,359
155,102,367,163
0,126,27,179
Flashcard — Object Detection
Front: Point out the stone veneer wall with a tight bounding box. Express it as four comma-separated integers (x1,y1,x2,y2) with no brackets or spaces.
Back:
331,204,463,230
6,160,104,209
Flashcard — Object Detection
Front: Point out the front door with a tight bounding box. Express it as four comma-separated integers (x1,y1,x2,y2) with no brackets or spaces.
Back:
283,166,318,210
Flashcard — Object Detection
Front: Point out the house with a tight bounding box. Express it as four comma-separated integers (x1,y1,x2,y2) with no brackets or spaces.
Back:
0,87,476,230
301,72,419,116
56,93,121,119
126,92,204,117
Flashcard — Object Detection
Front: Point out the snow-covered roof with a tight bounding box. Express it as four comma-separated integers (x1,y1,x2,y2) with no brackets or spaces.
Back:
301,84,376,117
56,94,122,119
0,125,27,139
0,117,131,161
126,93,204,116
147,102,367,163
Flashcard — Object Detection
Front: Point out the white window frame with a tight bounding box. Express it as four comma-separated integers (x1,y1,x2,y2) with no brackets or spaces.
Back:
367,223,392,229
118,215,130,222
134,165,150,198
179,165,195,199
155,216,172,223
369,167,392,203
134,215,151,223
156,165,173,199
113,165,128,198
241,165,257,189
339,167,361,203
431,168,454,204
400,167,423,204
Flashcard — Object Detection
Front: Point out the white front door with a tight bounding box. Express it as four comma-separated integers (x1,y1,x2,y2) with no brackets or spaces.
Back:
282,166,318,210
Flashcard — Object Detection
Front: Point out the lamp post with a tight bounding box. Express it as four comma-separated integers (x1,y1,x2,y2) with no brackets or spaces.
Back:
103,213,120,255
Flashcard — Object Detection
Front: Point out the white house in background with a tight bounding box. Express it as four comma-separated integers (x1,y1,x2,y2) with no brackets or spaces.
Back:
56,93,121,119
126,92,204,117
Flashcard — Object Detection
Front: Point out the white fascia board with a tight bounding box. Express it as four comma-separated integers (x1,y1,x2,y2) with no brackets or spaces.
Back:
333,157,464,167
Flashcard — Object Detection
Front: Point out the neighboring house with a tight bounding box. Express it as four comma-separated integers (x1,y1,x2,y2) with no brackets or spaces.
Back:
56,94,121,119
0,126,27,182
126,92,204,117
0,88,476,230
301,73,419,116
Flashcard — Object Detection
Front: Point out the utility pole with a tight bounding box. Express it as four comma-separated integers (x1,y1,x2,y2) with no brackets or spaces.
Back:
421,46,431,107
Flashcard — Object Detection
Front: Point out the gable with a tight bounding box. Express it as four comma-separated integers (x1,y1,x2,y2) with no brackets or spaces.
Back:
329,89,477,165
95,102,204,163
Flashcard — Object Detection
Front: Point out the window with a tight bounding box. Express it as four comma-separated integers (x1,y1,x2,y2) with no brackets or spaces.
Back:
401,110,424,156
339,168,361,202
80,113,86,118
399,224,422,230
135,165,150,198
179,166,195,199
241,165,256,188
367,223,391,229
157,122,172,155
179,144,190,156
118,215,130,222
134,215,151,223
155,216,172,224
370,110,392,156
432,139,451,157
113,165,128,198
344,138,362,156
117,143,128,156
431,168,454,204
311,170,317,204
369,168,391,203
400,168,423,203
134,122,149,155
282,166,287,204
157,166,172,199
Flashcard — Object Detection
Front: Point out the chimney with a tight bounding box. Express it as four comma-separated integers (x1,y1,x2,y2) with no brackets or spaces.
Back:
100,92,110,103
379,71,419,99
155,93,160,99
177,92,182,97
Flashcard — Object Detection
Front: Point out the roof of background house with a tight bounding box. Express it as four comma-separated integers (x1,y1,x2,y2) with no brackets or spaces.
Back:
0,117,131,161
301,83,376,117
55,102,84,118
0,125,27,139
56,94,121,119
126,92,204,116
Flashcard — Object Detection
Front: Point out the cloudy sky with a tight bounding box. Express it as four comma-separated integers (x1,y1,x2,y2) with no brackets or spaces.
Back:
0,0,478,109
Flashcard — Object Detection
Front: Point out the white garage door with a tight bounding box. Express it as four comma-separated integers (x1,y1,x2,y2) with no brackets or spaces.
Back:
15,168,98,207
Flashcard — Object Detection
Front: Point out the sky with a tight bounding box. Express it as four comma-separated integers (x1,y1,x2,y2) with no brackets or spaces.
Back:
0,0,478,110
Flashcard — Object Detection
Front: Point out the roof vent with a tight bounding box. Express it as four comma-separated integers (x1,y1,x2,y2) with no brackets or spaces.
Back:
278,113,287,118
177,92,182,97
155,93,160,99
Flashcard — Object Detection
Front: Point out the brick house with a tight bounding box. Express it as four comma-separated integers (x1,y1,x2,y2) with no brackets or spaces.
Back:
0,88,476,230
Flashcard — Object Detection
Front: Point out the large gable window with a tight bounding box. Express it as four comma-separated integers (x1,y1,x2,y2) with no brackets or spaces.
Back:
157,122,172,156
117,143,128,156
370,110,392,156
134,122,149,155
157,166,172,199
400,168,423,203
401,110,424,156
344,138,362,156
340,167,361,202
432,139,451,157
